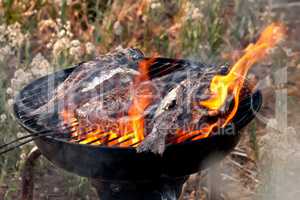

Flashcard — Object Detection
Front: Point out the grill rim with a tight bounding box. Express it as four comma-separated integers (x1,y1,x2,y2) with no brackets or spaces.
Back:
13,61,262,151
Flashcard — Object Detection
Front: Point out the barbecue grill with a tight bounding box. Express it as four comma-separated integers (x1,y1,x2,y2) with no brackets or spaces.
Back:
13,58,262,200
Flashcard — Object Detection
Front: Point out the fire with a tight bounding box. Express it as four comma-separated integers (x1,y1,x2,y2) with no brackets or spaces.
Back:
128,58,154,144
200,23,286,111
62,23,285,147
63,58,154,147
176,23,286,142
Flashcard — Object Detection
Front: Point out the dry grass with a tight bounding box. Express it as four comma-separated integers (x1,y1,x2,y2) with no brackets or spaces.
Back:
0,0,299,199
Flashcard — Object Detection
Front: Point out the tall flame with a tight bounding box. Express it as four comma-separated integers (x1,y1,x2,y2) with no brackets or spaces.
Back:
176,23,286,143
128,59,154,143
200,23,286,114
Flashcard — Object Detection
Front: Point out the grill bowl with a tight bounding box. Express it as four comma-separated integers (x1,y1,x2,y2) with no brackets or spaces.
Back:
13,61,262,180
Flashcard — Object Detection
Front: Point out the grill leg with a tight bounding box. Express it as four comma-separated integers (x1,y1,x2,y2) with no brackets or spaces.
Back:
21,147,41,200
91,176,188,200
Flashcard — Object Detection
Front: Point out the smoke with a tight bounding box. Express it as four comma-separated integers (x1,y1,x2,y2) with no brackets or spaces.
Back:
257,67,300,200
258,121,300,200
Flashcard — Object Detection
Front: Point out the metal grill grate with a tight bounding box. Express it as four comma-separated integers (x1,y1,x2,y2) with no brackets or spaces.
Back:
14,58,208,147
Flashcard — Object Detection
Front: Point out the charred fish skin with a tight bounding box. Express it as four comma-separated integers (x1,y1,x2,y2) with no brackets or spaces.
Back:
74,78,134,134
137,64,228,155
30,48,144,122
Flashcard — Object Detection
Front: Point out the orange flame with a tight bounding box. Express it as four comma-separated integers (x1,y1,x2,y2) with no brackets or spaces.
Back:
175,23,286,143
63,58,155,147
61,23,286,147
200,23,286,111
128,58,154,144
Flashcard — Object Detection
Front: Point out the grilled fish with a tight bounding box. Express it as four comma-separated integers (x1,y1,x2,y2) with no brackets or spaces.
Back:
137,65,230,154
31,48,144,125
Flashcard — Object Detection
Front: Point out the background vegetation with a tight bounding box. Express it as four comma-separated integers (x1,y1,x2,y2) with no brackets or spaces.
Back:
0,0,299,199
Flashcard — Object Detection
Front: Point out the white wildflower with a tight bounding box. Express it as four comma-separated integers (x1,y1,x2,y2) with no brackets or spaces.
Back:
191,8,203,20
58,29,66,38
7,23,27,47
85,42,96,55
46,43,53,49
52,37,70,58
11,69,33,93
150,2,161,9
6,87,13,95
7,99,14,107
70,40,80,47
69,40,83,61
64,21,73,38
56,18,62,26
38,19,58,31
113,21,123,36
14,68,31,79
30,53,51,77
0,45,13,61
0,23,28,58
11,78,23,92
0,114,7,123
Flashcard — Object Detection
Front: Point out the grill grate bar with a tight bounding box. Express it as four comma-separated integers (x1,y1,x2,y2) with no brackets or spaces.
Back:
129,141,141,147
16,59,193,106
84,132,109,144
148,58,190,75
18,86,54,102
72,129,101,143
111,136,135,147
149,63,185,78
17,104,57,119
101,135,121,146
23,118,78,132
